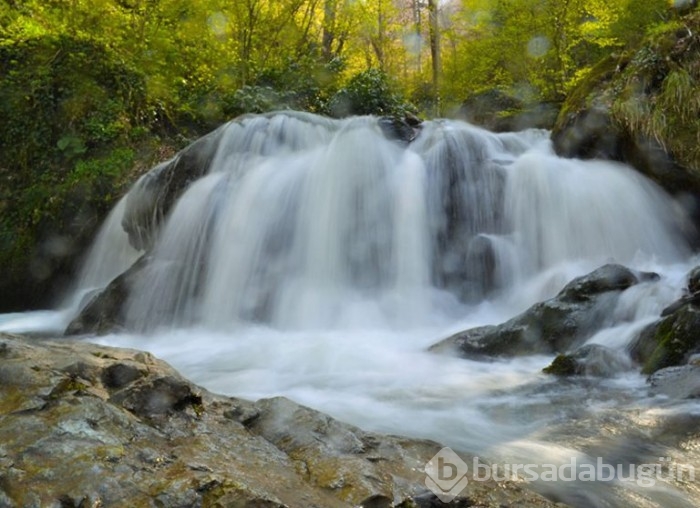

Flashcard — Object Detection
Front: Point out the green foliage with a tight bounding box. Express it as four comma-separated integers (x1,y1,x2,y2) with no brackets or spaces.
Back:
327,69,415,118
0,34,147,172
612,12,700,170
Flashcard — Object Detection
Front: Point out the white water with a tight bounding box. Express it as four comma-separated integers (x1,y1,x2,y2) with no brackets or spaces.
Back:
2,113,699,506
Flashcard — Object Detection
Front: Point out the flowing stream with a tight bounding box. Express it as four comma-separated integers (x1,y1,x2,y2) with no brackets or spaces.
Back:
1,112,699,507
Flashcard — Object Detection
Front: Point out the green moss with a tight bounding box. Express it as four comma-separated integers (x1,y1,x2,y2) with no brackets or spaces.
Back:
642,308,700,374
555,12,700,175
542,354,580,376
555,54,624,125
610,13,700,171
47,376,89,400
0,386,31,414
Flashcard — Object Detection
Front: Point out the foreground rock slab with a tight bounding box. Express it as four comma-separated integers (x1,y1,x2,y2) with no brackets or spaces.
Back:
0,333,556,507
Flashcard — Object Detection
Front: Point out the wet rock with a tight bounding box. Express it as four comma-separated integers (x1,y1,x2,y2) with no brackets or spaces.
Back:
649,365,700,399
122,128,224,251
543,344,632,377
64,255,149,335
431,264,649,359
378,116,420,143
687,265,700,294
660,264,700,317
0,333,557,508
629,303,700,374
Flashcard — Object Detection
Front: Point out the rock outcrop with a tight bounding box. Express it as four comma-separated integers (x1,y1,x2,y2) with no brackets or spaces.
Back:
431,264,656,359
551,11,700,206
0,333,556,507
122,129,224,252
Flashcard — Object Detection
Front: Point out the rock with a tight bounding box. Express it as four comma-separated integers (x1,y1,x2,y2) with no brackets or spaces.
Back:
0,333,557,508
629,303,700,374
122,128,224,251
542,344,632,377
649,365,700,399
551,12,700,205
659,265,700,317
687,265,700,294
64,255,150,335
377,116,421,143
431,264,651,359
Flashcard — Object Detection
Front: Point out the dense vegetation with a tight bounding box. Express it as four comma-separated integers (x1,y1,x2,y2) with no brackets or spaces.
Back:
0,0,696,309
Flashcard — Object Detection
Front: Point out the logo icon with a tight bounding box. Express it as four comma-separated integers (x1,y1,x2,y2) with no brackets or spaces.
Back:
425,447,469,502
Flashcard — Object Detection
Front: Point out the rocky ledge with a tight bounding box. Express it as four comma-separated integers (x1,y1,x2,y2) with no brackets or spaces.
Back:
0,333,556,508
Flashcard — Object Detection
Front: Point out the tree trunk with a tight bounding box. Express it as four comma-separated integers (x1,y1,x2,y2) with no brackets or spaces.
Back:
322,0,336,62
427,0,440,115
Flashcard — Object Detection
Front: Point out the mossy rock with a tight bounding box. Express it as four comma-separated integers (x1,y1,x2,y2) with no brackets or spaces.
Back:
543,354,581,376
543,344,632,377
630,303,700,374
431,264,647,359
552,11,700,198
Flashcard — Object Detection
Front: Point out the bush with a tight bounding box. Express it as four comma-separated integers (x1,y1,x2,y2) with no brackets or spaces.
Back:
327,69,416,118
0,34,148,176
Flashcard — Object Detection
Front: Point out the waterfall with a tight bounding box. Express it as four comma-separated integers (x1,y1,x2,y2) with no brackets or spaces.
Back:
71,112,689,332
5,111,699,507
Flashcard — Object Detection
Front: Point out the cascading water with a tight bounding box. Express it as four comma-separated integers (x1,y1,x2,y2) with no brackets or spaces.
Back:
2,112,699,507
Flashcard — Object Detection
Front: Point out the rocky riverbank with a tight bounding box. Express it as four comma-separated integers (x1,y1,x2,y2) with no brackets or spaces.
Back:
0,333,557,508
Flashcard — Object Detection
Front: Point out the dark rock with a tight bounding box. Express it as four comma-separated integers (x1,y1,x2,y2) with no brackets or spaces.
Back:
110,375,203,418
431,264,647,359
543,344,632,377
654,262,700,318
101,363,144,389
122,128,224,251
0,333,558,507
629,304,700,374
649,364,700,399
687,265,700,294
543,353,581,376
661,292,700,317
378,116,421,143
64,255,149,335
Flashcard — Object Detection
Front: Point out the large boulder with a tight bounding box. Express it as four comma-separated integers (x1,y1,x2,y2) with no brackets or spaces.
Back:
122,129,224,251
629,303,700,375
551,11,700,206
0,333,557,507
431,264,656,359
